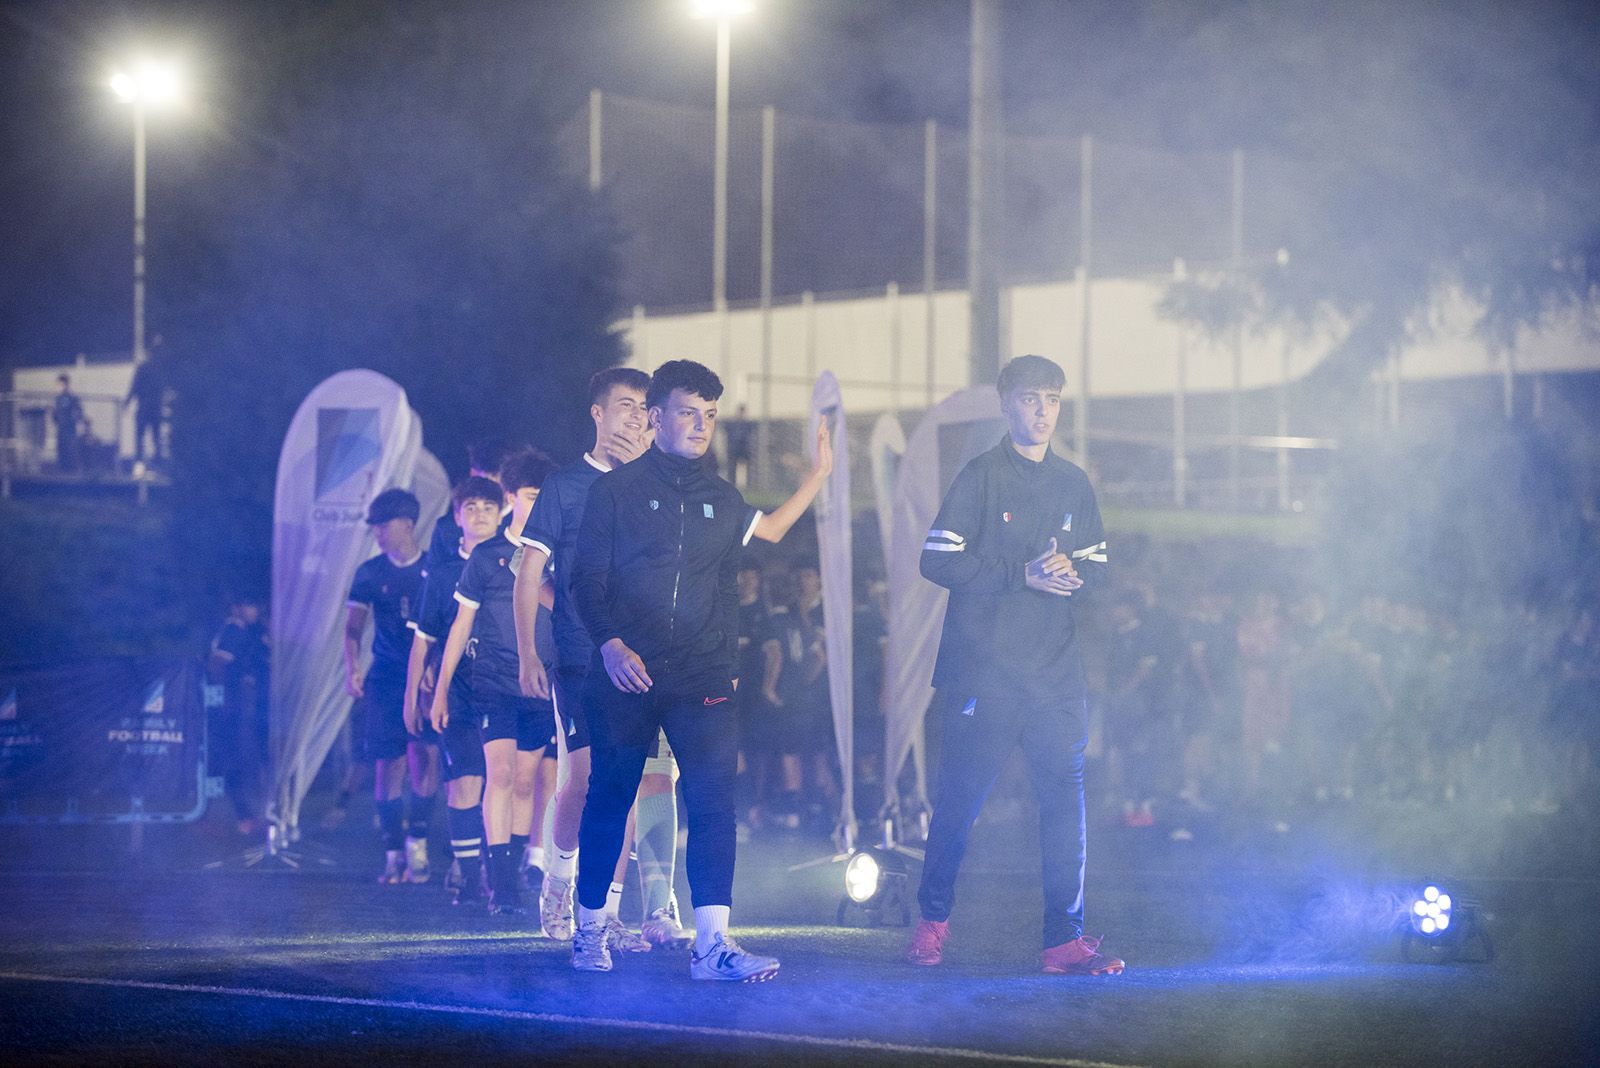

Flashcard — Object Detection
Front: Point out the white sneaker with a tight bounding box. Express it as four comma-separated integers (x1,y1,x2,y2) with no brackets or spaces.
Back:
403,835,431,883
378,849,404,885
571,919,612,972
541,874,575,941
690,932,780,982
641,904,694,949
605,916,653,954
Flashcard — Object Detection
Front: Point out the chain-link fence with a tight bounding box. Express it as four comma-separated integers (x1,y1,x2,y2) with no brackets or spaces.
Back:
562,92,1306,312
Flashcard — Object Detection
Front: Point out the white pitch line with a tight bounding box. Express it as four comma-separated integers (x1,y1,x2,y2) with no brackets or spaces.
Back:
0,970,1142,1068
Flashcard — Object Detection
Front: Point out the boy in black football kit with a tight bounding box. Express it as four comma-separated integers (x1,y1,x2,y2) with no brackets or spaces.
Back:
424,437,518,570
405,476,503,905
345,488,438,884
567,359,833,980
511,367,655,944
906,355,1125,976
431,451,558,915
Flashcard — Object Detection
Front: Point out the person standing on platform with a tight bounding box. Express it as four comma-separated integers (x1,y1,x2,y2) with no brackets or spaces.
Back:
906,355,1124,977
52,374,86,474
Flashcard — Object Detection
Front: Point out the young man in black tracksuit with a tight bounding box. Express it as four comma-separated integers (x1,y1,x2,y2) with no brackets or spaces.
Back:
906,355,1125,976
568,359,832,980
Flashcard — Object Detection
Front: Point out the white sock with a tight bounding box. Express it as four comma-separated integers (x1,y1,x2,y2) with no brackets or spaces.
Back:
605,881,624,920
550,847,577,882
528,845,546,871
577,904,606,930
694,905,730,953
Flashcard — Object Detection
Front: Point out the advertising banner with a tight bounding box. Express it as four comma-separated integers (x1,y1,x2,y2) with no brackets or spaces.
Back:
269,370,445,836
0,658,205,822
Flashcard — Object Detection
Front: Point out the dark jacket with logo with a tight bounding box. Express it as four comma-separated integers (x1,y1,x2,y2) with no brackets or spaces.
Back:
572,446,761,694
922,437,1107,704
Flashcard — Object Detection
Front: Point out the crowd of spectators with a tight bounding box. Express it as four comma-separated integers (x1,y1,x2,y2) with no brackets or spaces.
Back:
729,535,1599,842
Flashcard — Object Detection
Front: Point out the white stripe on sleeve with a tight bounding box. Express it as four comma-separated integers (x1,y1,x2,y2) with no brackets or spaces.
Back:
742,510,764,547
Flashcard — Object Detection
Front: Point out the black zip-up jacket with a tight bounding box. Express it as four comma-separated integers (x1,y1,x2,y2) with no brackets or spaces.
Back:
572,446,762,694
922,437,1108,703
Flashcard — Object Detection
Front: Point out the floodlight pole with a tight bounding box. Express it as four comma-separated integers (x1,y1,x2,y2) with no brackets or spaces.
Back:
713,13,732,381
132,100,147,365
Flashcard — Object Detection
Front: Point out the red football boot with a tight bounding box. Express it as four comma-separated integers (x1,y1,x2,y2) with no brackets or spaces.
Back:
1041,935,1125,975
906,918,950,966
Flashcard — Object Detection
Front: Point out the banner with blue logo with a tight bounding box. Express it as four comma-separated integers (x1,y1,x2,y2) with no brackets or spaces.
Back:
270,371,447,837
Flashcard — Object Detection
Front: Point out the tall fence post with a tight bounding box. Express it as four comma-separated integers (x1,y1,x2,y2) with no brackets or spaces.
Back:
1173,258,1188,509
887,280,902,411
1075,134,1093,467
924,118,938,407
759,104,776,488
1229,147,1244,509
588,88,603,192
803,290,817,380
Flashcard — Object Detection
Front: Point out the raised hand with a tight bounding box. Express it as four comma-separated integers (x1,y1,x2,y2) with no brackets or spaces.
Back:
811,418,834,480
607,428,648,466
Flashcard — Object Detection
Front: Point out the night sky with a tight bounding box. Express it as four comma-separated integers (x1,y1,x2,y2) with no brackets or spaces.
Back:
2,0,1596,369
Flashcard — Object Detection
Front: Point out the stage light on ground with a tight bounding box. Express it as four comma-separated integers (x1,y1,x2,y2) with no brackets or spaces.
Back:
1401,881,1492,964
844,850,881,904
836,848,910,927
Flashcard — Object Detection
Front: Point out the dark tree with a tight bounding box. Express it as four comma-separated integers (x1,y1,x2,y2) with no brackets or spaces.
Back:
153,2,626,595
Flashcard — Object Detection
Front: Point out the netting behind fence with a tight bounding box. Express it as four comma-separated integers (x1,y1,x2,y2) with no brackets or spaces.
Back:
568,92,1305,311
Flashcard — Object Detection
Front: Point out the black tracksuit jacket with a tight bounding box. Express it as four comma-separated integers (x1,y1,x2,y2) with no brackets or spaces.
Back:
571,446,762,694
921,437,1108,704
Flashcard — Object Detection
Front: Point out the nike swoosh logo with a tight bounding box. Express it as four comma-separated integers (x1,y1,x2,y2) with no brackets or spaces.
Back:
703,697,730,706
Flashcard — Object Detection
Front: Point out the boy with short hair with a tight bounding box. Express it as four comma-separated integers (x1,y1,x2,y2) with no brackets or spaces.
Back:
406,476,503,904
568,358,833,979
906,354,1123,976
431,450,560,915
345,488,437,883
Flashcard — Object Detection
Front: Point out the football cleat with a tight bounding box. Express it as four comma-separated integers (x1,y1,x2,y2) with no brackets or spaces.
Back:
690,933,780,982
1041,935,1124,976
906,918,950,966
540,874,575,941
378,849,405,885
572,919,613,972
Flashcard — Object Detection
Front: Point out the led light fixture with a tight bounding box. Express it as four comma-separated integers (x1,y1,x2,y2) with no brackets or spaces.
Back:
1401,881,1492,964
836,848,910,927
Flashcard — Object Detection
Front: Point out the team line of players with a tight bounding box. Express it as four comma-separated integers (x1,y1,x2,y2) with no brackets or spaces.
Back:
345,355,1124,981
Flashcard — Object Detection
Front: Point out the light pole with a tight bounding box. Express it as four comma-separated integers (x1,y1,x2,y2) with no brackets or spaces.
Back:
691,0,752,383
109,61,181,367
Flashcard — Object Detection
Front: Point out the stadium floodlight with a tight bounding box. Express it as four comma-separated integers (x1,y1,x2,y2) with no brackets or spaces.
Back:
106,58,184,370
109,60,184,106
690,0,754,17
837,848,910,927
1401,881,1492,964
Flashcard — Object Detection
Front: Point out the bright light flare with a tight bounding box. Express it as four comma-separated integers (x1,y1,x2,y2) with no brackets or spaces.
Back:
1410,883,1455,938
691,0,754,19
108,60,183,106
844,851,882,904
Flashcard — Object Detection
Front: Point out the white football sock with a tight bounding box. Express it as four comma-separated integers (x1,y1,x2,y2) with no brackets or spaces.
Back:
694,905,731,954
549,847,577,882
